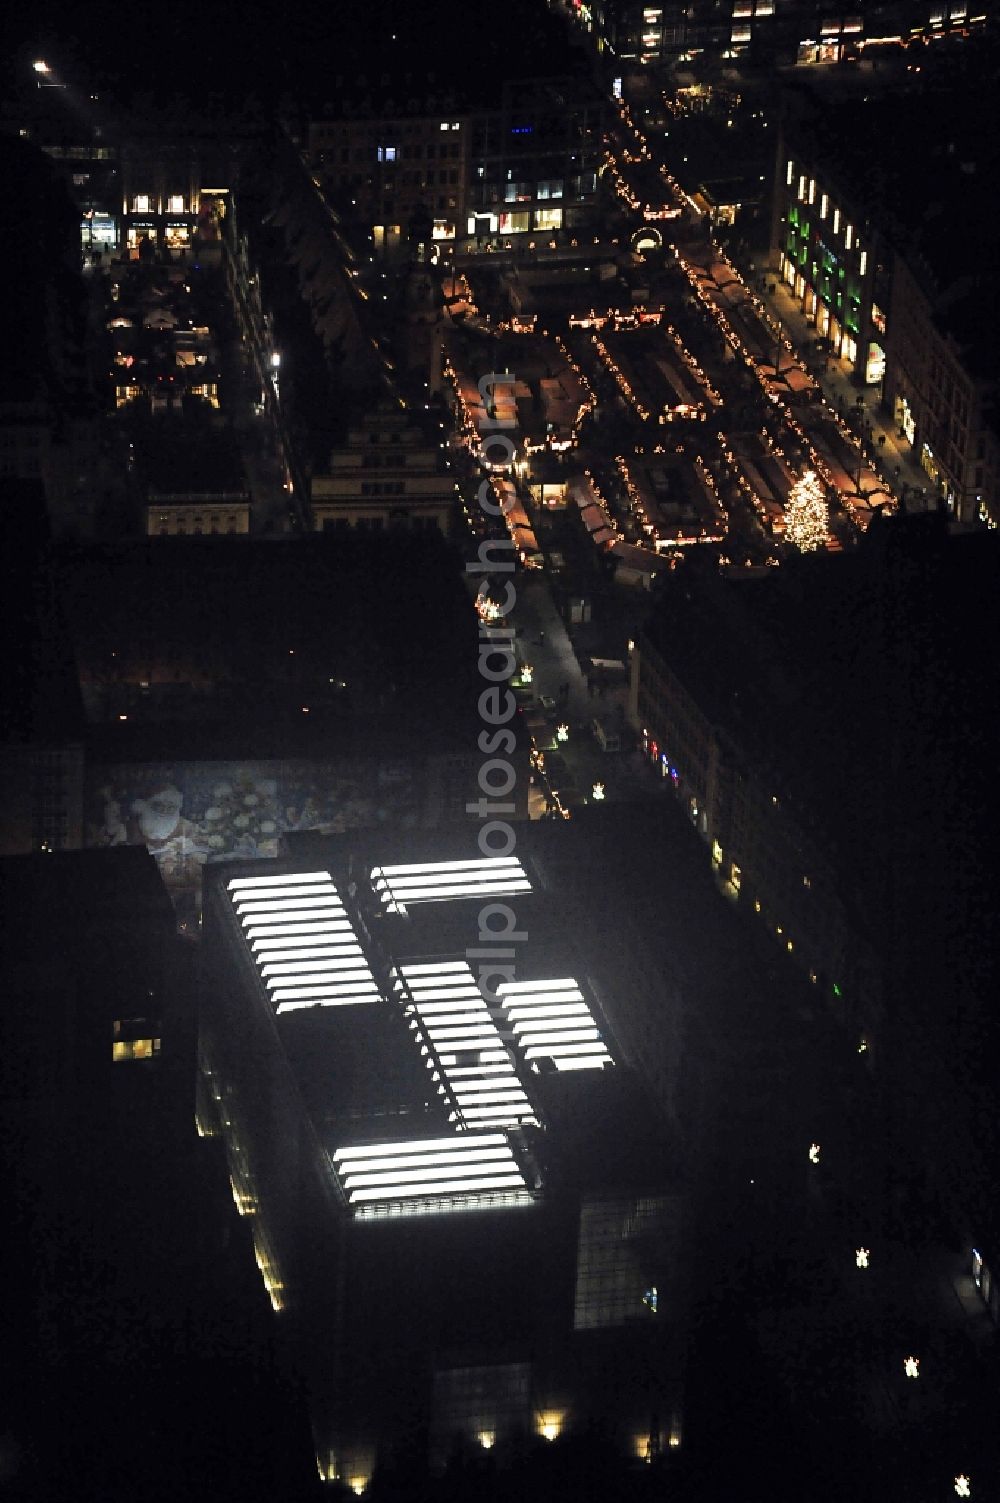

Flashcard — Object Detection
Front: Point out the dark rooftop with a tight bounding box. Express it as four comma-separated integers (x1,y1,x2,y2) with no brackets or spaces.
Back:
52,532,481,756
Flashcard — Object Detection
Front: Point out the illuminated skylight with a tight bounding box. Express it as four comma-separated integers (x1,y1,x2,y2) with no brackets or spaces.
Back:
371,857,532,914
498,979,614,1071
332,1132,532,1218
228,871,382,1011
393,961,537,1127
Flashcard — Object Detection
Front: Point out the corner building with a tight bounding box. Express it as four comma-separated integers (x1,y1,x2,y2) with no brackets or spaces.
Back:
200,831,687,1488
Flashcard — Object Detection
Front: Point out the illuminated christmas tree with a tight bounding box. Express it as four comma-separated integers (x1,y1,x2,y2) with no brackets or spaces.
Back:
785,469,829,552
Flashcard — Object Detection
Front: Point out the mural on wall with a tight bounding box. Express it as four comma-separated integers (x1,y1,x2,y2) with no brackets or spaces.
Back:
88,759,426,932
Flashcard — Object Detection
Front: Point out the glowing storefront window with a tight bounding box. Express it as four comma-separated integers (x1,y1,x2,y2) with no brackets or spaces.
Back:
534,207,563,230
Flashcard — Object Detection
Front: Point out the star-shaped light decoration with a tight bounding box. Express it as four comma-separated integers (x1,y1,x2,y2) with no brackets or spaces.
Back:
556,724,569,743
592,782,606,801
808,1142,821,1164
856,1247,870,1268
954,1476,971,1498
903,1356,920,1379
521,664,534,685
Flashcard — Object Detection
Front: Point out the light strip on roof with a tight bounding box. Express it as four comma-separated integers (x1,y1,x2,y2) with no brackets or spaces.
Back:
245,922,346,939
524,1041,610,1057
515,1028,601,1046
350,1174,525,1202
397,960,535,1128
380,881,533,903
234,898,347,915
497,979,614,1071
260,959,369,976
267,973,375,993
372,858,532,912
229,871,331,890
373,858,523,878
377,870,526,892
248,937,353,949
270,980,381,1000
337,1148,513,1174
228,870,382,1012
233,885,342,903
334,1133,507,1161
276,992,381,1014
507,1003,591,1020
398,961,474,977
344,1159,519,1188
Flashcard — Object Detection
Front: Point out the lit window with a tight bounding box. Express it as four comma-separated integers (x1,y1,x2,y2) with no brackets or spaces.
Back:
440,121,449,131
731,25,751,39
820,192,828,218
730,863,742,892
132,194,150,213
844,222,853,249
797,174,807,202
832,207,840,233
167,194,185,213
112,1019,162,1062
377,146,397,162
450,121,461,130
808,178,816,204
534,206,563,230
755,0,774,12
859,249,867,276
786,158,794,186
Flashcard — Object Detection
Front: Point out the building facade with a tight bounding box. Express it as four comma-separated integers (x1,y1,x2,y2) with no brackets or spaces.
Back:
771,135,889,387
309,105,470,255
557,0,979,67
308,75,605,257
467,77,604,247
629,609,883,1052
884,252,999,526
310,405,458,534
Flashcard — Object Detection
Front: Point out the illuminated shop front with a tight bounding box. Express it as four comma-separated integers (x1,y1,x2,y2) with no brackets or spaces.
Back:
865,340,885,388
127,221,157,251
164,220,191,251
81,211,117,248
895,395,915,446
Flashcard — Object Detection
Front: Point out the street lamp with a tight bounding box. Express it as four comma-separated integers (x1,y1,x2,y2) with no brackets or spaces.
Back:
33,59,50,73
271,352,281,369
